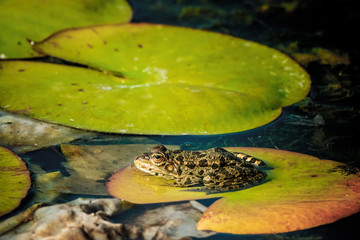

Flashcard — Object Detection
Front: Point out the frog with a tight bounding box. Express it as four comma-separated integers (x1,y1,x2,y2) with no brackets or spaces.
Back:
134,145,267,192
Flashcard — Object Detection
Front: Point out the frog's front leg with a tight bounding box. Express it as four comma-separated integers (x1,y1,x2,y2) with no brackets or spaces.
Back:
172,176,202,187
202,172,240,191
202,166,266,192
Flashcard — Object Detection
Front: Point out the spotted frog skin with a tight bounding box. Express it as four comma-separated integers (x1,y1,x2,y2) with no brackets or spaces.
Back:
134,145,267,192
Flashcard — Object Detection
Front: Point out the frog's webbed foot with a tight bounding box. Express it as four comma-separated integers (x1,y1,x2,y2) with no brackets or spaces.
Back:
174,181,244,194
233,152,266,167
171,177,202,188
171,179,225,194
185,183,254,194
179,186,209,193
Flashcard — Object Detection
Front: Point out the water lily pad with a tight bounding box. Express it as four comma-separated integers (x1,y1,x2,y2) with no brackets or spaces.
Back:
0,146,31,217
0,0,132,59
0,24,309,135
107,147,360,234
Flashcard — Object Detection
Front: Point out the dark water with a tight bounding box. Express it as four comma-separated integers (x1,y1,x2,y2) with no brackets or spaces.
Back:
8,104,358,240
2,0,360,239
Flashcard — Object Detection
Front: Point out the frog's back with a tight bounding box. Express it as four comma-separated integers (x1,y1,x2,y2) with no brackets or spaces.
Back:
168,147,247,169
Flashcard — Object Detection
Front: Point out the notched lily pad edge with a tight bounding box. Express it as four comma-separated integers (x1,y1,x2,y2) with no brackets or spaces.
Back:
30,23,310,135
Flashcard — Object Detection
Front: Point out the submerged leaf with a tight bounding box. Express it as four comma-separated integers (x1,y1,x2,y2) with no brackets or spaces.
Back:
0,24,310,134
0,146,31,217
61,144,168,181
33,171,64,203
0,0,132,58
0,112,95,153
107,147,360,234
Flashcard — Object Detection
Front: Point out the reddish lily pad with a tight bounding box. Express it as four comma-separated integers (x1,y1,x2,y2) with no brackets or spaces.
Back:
0,0,132,58
107,147,360,234
0,146,31,217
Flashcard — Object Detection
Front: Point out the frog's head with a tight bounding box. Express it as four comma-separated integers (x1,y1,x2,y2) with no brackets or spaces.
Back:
134,145,178,177
149,145,168,165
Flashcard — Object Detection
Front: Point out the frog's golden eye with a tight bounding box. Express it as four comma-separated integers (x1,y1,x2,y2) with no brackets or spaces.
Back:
150,153,165,165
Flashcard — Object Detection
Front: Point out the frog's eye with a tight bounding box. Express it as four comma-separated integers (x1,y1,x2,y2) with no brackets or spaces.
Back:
150,153,165,165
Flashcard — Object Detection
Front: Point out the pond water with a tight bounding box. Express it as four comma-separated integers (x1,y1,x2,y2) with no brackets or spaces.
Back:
1,0,360,239
1,104,358,239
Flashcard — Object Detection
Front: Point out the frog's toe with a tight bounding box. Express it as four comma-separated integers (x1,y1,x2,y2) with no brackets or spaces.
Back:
233,152,266,167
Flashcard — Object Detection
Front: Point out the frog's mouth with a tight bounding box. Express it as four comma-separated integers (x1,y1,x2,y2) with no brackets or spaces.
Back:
134,154,155,174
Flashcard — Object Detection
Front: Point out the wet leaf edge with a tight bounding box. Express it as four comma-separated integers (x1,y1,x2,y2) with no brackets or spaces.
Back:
0,146,31,217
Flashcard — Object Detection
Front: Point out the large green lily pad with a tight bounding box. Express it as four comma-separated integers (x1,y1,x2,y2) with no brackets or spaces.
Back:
0,146,31,217
0,0,132,59
0,24,310,135
107,147,360,234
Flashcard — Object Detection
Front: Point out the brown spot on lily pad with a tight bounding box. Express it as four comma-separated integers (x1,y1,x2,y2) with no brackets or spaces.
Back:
50,41,59,48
